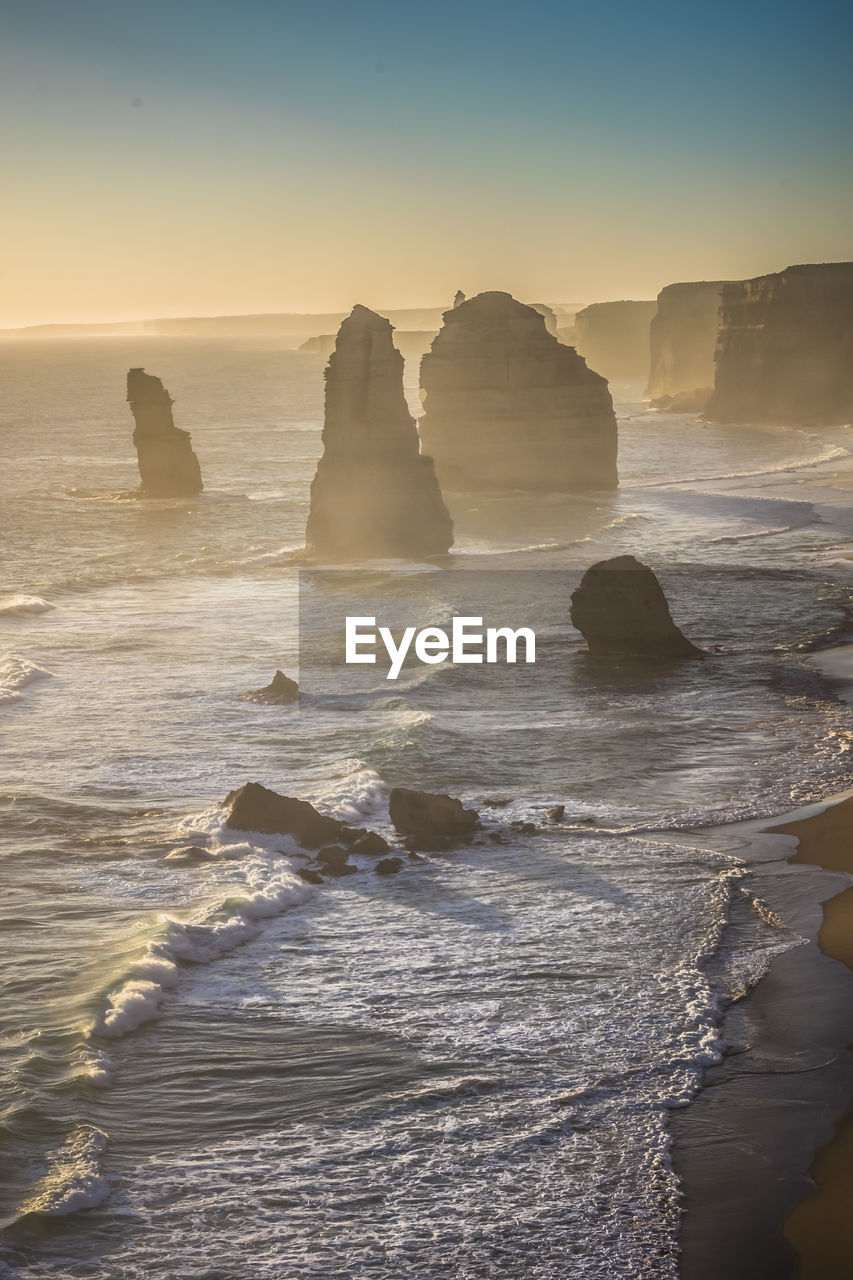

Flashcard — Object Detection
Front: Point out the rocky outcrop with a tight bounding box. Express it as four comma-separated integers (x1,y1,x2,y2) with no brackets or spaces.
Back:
375,856,403,875
305,306,453,559
646,283,731,400
418,292,618,491
389,787,479,850
244,671,299,704
126,368,203,497
706,262,853,425
570,556,702,659
225,782,352,848
317,846,357,877
574,301,657,380
651,387,713,414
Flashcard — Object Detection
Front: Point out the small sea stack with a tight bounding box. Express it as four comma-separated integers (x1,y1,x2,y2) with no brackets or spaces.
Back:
419,292,618,491
707,262,853,426
305,306,453,559
244,671,299,704
570,555,702,659
126,368,203,497
646,282,732,401
574,300,657,381
389,787,479,851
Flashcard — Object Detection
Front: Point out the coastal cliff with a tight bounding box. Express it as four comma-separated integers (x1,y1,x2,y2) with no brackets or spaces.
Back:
574,300,657,380
418,291,618,491
305,306,453,559
646,282,731,399
707,262,853,425
126,368,203,497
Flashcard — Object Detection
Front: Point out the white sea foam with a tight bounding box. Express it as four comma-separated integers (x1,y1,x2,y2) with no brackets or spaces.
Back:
0,656,53,705
19,1126,109,1217
0,594,54,616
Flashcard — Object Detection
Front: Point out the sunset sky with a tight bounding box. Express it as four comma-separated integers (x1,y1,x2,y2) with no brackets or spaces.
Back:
2,0,851,327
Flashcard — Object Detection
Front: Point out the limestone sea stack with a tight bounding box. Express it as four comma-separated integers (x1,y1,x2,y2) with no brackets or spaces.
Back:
305,306,453,559
574,301,657,381
646,282,732,400
570,555,702,659
419,292,618,491
707,262,853,426
126,368,203,497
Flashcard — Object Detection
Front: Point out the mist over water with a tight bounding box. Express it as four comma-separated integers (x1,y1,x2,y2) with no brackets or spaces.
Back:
3,340,853,1276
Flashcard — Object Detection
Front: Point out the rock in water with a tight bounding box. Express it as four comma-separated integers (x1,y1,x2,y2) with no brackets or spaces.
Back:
570,555,702,659
418,292,617,491
574,301,657,380
646,282,732,400
305,305,453,559
389,787,479,850
224,782,350,848
126,368,203,497
706,262,853,426
245,671,299,704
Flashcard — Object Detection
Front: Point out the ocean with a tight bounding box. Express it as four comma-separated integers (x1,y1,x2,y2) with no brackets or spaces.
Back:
2,336,853,1278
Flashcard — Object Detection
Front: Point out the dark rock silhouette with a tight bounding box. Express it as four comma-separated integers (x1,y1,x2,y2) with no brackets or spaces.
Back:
545,805,565,822
317,846,358,877
646,283,732,400
574,301,657,380
389,787,479,850
225,782,352,848
350,831,390,856
707,262,853,425
453,290,466,308
375,856,404,875
651,388,713,414
245,671,299,704
126,368,203,497
305,305,453,559
570,556,702,659
419,292,618,491
297,867,324,885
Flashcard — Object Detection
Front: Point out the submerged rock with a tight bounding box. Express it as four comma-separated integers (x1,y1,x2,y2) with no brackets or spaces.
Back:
574,300,657,380
419,291,618,491
316,845,358,877
389,787,479,850
305,305,453,559
297,867,324,885
646,282,732,401
707,262,853,426
224,782,350,848
374,856,404,875
545,805,565,822
245,670,299,704
126,368,203,497
350,831,390,857
570,555,703,659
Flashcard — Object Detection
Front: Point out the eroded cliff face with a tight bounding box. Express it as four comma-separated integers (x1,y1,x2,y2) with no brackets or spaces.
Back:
126,368,203,497
646,282,731,399
305,305,453,559
574,300,657,380
418,292,618,492
707,262,853,425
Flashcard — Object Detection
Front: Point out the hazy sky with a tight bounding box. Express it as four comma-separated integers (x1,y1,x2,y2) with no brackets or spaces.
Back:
2,0,851,326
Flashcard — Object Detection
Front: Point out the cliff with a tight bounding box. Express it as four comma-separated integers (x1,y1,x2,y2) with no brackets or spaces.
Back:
646,282,731,399
574,300,657,380
418,292,618,491
305,306,453,559
126,368,203,497
706,262,853,425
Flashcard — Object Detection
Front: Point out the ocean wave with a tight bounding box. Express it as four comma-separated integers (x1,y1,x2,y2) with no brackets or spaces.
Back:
0,657,53,706
18,1125,109,1218
0,595,54,617
628,443,850,490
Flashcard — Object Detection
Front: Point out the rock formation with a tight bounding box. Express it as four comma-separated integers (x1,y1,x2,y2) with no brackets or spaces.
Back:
374,856,403,875
305,306,453,559
706,262,853,425
646,282,732,400
244,671,299,704
126,368,203,497
453,290,466,308
317,846,357,877
418,292,618,491
225,782,353,848
650,388,713,414
570,556,702,659
389,787,479,850
574,301,657,380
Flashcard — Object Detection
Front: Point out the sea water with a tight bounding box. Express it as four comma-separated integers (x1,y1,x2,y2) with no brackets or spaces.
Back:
2,339,853,1277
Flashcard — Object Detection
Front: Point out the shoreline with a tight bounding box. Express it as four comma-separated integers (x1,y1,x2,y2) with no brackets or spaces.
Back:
672,792,853,1279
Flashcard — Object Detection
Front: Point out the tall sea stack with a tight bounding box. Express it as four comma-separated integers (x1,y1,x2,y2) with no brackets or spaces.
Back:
419,292,618,491
707,262,853,426
305,306,453,559
127,368,203,497
646,282,731,400
574,300,657,381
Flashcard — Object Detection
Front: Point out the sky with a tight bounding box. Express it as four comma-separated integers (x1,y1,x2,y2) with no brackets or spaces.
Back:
1,0,851,327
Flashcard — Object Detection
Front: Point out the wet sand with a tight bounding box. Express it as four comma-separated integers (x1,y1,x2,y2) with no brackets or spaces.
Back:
778,797,853,1279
